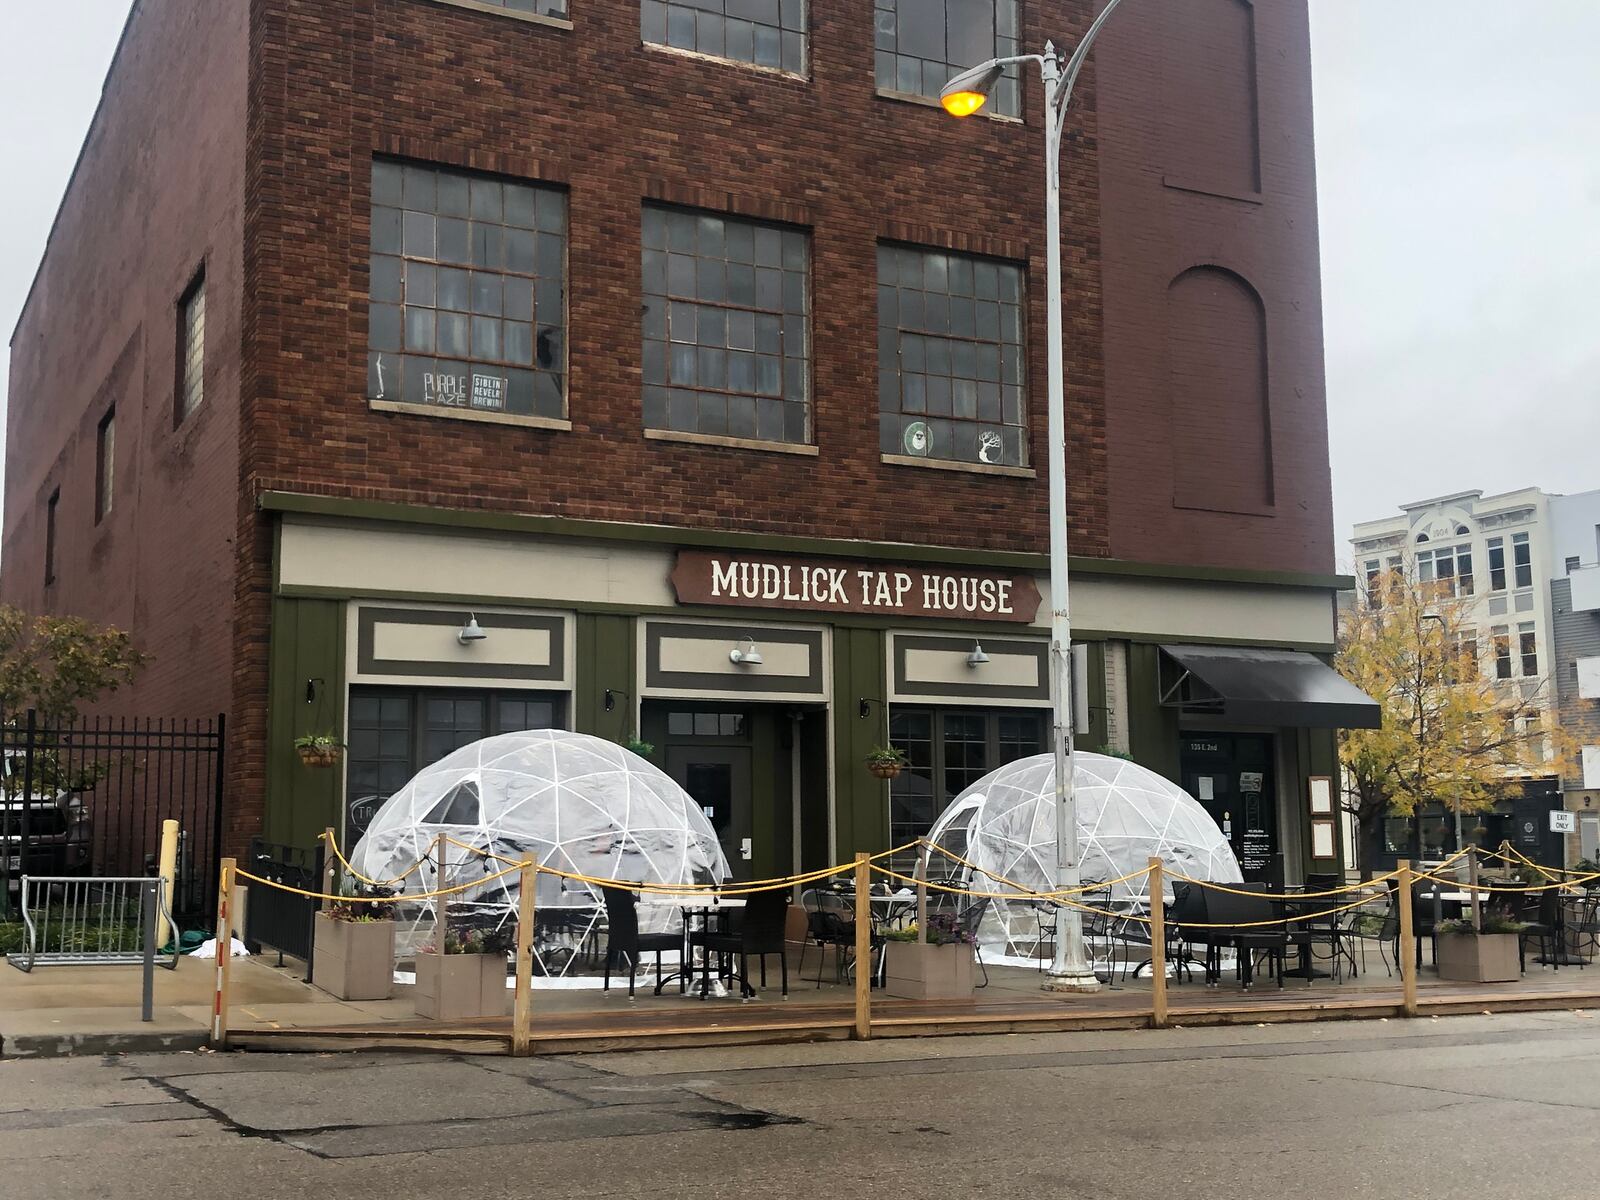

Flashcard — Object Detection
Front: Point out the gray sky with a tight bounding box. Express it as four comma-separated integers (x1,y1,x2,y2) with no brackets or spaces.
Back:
2,2,1597,566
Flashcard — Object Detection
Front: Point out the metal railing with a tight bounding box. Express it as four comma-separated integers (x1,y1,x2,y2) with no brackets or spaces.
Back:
244,838,325,980
6,875,179,974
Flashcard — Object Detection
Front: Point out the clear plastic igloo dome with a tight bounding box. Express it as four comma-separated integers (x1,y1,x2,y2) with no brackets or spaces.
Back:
928,752,1240,958
351,730,730,933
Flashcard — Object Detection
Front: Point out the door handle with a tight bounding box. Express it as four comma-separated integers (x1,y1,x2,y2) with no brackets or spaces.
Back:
740,838,753,861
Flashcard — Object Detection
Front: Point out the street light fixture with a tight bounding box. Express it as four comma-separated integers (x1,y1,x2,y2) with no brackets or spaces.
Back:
938,0,1133,993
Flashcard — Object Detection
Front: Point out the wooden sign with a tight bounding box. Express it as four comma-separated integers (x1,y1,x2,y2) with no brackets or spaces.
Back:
670,551,1042,624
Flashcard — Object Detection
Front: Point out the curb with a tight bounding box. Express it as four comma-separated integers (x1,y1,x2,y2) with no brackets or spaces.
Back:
1,1028,211,1060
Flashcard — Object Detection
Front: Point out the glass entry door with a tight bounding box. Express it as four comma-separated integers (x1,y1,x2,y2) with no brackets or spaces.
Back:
666,746,754,879
1180,733,1278,884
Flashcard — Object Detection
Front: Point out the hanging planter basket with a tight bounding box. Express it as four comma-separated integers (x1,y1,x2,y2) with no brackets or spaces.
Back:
867,761,904,781
296,742,345,769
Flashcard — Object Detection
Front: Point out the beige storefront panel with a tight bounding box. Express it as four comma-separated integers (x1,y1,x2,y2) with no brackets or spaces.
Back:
372,622,552,668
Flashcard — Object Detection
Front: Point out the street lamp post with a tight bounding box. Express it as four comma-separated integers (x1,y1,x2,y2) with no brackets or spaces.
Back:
940,0,1132,993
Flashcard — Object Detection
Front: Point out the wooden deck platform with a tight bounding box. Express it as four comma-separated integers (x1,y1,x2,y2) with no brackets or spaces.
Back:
230,962,1600,1055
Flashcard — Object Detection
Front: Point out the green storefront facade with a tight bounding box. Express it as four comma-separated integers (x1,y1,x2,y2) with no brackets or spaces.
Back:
261,493,1354,886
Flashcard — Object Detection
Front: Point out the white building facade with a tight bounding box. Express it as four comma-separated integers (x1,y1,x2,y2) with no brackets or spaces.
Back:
1350,488,1565,867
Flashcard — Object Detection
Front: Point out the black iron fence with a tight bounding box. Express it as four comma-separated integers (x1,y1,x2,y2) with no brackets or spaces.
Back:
0,711,226,920
244,838,324,979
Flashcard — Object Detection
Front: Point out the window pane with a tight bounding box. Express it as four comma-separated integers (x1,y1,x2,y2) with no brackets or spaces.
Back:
368,161,567,420
876,0,1020,117
878,244,1026,467
644,0,807,73
641,206,811,444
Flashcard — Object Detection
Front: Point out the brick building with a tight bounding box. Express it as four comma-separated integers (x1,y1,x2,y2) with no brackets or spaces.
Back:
4,0,1365,891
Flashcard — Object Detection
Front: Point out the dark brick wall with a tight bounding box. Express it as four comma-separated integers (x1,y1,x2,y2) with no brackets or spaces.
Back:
2,0,248,726
1096,0,1335,573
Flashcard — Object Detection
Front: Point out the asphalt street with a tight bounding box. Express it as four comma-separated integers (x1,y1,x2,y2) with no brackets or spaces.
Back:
3,1012,1599,1199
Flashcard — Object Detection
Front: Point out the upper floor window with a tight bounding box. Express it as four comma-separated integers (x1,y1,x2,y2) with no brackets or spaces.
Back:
1518,621,1538,677
878,243,1027,468
475,0,567,16
95,408,115,524
642,0,806,75
641,205,811,446
1487,536,1505,591
1491,625,1511,680
367,161,567,422
177,273,206,423
874,0,1021,118
1512,531,1533,589
44,488,59,587
1416,543,1473,597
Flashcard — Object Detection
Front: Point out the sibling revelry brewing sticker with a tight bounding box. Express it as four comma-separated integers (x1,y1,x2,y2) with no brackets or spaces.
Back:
670,551,1042,624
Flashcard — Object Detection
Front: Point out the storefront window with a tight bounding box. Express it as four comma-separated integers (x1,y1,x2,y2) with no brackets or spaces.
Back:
345,687,563,840
888,707,1045,849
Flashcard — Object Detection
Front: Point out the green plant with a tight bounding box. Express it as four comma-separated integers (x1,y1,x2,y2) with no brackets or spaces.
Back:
864,745,909,768
1093,745,1135,761
623,736,655,759
294,733,344,752
326,883,398,922
882,914,972,946
1577,857,1600,875
1438,914,1526,936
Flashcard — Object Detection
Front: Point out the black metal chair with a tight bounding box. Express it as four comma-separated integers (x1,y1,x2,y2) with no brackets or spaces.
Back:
1517,889,1562,972
693,888,790,999
955,897,990,988
799,887,854,987
601,886,684,999
1167,881,1211,983
1336,885,1398,978
1411,880,1441,969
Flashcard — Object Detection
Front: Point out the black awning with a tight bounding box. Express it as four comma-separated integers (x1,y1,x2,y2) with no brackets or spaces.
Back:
1158,644,1382,730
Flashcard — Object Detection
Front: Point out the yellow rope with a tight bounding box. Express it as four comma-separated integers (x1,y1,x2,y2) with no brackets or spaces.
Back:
1167,869,1403,899
318,829,442,889
920,841,1155,898
1410,868,1600,894
231,859,529,904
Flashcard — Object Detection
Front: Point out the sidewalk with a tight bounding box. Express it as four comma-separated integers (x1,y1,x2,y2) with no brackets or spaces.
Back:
0,955,408,1058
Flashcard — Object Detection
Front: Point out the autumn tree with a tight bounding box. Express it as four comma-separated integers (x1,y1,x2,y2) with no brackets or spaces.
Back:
1336,571,1566,875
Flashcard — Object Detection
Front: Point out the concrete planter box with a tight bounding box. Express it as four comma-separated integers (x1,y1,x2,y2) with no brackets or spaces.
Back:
883,941,976,1000
1435,932,1520,983
313,914,395,1001
414,952,510,1021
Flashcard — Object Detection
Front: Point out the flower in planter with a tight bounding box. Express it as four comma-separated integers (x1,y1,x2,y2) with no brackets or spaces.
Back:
326,883,399,923
882,914,973,946
865,746,909,778
295,732,345,766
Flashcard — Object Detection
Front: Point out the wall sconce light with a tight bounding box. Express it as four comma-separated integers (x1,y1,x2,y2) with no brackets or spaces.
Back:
730,637,764,666
858,698,886,720
966,641,990,668
304,678,325,705
604,689,630,714
457,613,488,645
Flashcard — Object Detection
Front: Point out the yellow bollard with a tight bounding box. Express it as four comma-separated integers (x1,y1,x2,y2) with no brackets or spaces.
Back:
1148,858,1168,1029
853,854,872,1041
512,861,536,1057
156,819,179,951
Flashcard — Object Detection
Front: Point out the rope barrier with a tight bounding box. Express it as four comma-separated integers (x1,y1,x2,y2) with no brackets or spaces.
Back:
1410,867,1600,894
921,840,1156,898
1165,869,1403,899
231,859,529,904
318,829,442,889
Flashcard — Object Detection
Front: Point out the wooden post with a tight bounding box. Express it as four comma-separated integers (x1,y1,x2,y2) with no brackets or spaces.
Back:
436,838,452,951
210,857,237,1049
915,842,929,945
1397,860,1418,1017
1148,858,1168,1029
512,861,536,1057
853,853,872,1041
322,827,337,896
1467,845,1483,933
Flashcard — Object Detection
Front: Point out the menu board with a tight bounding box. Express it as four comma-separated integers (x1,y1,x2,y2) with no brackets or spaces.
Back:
1240,830,1274,876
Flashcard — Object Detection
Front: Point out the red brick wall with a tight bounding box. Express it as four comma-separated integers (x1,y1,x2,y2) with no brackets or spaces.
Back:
1096,0,1336,573
2,0,248,724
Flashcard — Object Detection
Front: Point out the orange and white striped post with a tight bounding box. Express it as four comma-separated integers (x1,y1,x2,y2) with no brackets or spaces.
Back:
210,857,237,1048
